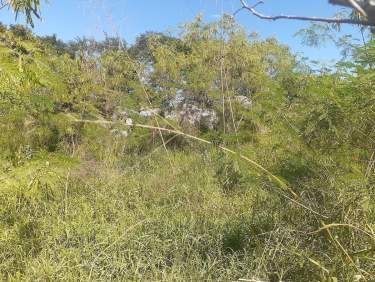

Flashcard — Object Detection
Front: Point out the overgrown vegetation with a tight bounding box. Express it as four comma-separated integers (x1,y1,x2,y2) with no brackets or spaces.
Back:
1,14,375,281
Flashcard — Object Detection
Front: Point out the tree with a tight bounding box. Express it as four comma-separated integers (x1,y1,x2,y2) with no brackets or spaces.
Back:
0,0,43,27
236,0,375,31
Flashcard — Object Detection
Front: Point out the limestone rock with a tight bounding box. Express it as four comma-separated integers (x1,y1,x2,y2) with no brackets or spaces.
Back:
111,129,129,138
139,108,161,117
166,103,218,130
234,95,252,109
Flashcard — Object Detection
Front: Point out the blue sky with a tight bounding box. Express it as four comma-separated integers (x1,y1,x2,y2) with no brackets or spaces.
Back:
0,0,364,63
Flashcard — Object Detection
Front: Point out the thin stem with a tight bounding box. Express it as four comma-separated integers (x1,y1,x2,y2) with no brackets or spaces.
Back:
0,1,9,10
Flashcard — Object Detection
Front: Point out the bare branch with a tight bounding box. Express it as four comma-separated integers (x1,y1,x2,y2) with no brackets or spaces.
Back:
234,1,263,16
250,0,264,9
238,0,375,27
0,0,9,10
233,7,244,17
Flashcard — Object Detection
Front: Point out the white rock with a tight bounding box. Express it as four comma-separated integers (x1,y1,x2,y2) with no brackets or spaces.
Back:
139,108,161,117
125,118,134,126
234,95,252,109
111,129,129,138
166,103,218,130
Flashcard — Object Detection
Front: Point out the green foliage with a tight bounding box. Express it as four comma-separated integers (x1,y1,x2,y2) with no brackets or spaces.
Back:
149,15,295,140
1,16,375,281
4,0,43,27
214,151,243,194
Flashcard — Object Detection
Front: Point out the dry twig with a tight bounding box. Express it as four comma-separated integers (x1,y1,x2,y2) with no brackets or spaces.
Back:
237,0,375,27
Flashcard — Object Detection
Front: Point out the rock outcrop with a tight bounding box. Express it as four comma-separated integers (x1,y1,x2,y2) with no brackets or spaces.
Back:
234,95,252,109
139,108,161,117
166,103,218,130
112,91,253,133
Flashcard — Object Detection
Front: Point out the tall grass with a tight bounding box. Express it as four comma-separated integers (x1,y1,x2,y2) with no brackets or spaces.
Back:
1,128,374,281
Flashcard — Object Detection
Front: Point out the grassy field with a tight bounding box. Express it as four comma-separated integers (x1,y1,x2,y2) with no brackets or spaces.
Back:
1,128,373,281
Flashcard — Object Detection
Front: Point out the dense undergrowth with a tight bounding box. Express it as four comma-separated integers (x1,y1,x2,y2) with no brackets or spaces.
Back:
1,17,375,281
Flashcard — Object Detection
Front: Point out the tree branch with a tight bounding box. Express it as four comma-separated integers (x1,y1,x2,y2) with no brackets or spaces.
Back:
238,0,375,27
0,0,9,10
